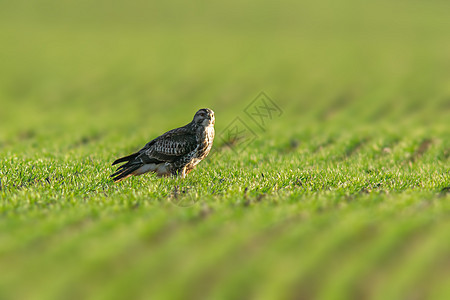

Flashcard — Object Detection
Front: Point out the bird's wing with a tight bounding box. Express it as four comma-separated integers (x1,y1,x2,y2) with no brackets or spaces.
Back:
138,128,197,163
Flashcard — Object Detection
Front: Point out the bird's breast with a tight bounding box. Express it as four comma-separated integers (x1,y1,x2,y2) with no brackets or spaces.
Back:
196,126,215,157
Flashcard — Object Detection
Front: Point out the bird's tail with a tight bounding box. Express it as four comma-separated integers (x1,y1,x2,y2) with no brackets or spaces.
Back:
112,153,139,166
110,153,142,182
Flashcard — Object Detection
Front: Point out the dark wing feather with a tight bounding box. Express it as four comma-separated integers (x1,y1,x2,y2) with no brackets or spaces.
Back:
142,128,197,162
112,152,140,166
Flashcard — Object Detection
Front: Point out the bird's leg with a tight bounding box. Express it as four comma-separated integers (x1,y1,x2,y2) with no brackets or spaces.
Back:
179,167,187,179
171,167,186,178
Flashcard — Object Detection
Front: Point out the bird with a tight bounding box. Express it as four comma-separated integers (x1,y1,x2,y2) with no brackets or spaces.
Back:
110,108,215,182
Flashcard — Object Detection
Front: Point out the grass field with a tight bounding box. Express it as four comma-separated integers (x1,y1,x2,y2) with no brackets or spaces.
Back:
1,0,450,299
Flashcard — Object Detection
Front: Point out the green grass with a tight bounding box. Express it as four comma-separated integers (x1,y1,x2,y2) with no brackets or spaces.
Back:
1,0,450,299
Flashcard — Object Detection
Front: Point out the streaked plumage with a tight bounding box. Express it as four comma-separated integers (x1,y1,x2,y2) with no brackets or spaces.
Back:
111,108,215,182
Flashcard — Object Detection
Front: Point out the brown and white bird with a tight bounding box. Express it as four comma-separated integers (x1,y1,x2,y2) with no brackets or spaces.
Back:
110,108,215,182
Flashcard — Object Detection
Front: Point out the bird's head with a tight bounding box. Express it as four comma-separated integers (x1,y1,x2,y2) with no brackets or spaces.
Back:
193,108,215,127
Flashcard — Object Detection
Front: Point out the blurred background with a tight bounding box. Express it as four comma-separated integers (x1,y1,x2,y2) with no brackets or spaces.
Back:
1,0,449,145
1,1,450,299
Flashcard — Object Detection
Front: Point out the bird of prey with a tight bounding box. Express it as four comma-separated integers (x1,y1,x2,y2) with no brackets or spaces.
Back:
110,108,215,182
